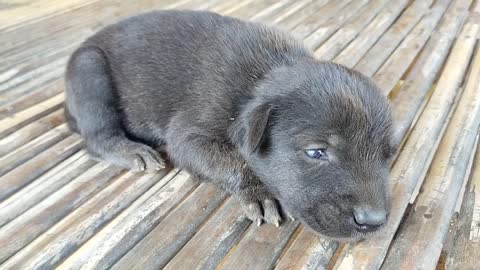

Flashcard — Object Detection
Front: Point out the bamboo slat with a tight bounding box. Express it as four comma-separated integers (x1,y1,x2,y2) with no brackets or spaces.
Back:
211,0,256,14
0,151,95,227
373,0,452,95
275,0,330,30
0,0,99,32
445,145,480,270
57,171,198,270
302,0,370,50
0,93,64,138
164,197,251,270
380,41,480,270
274,226,339,270
217,220,299,270
0,109,64,156
0,123,70,176
250,0,293,22
314,0,395,60
334,0,432,68
290,0,354,39
1,170,170,269
332,20,480,270
392,0,472,139
228,0,280,20
0,163,123,264
0,79,63,117
0,135,83,201
270,0,314,25
354,0,435,76
112,183,227,269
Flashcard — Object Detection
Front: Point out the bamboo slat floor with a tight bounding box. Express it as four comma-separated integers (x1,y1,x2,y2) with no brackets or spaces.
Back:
0,0,479,269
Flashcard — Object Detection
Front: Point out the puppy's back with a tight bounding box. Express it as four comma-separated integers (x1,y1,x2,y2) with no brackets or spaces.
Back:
76,10,309,136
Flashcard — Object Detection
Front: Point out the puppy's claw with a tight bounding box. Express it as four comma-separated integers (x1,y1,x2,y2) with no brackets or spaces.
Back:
241,201,263,225
288,213,296,221
133,158,145,172
263,199,282,227
238,197,282,228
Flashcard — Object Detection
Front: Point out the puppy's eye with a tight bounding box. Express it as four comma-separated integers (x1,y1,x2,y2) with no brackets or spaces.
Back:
305,148,328,160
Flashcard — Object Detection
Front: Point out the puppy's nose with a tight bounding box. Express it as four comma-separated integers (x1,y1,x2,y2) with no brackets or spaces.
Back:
353,208,387,232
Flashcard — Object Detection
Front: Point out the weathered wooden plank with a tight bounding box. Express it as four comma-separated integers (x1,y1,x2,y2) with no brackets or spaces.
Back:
0,55,71,107
270,0,314,25
1,25,82,68
0,93,64,138
211,0,256,14
353,0,433,76
174,0,232,11
445,145,480,270
0,0,99,32
112,183,227,270
0,150,94,228
0,1,187,91
228,0,283,20
302,0,370,51
0,1,101,50
0,0,228,108
274,226,339,270
0,163,123,264
0,109,64,157
164,197,252,270
0,135,83,201
315,0,405,61
0,0,222,106
275,0,330,30
0,123,70,176
217,219,299,270
0,81,63,120
373,0,452,95
335,0,433,69
259,1,315,26
332,20,479,270
250,0,293,22
392,0,472,140
0,55,67,94
1,170,170,270
288,0,352,39
381,43,480,270
57,170,198,270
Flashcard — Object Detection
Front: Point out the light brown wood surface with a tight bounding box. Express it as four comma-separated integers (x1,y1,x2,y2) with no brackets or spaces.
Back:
0,1,478,269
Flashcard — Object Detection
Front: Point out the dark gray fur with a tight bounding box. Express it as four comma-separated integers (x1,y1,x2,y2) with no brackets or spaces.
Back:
64,10,397,239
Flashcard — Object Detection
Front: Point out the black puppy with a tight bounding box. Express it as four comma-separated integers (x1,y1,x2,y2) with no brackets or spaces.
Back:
65,10,397,240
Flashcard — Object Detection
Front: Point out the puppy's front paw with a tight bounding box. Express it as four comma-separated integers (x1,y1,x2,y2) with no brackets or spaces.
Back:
238,197,282,227
103,142,165,172
128,144,166,172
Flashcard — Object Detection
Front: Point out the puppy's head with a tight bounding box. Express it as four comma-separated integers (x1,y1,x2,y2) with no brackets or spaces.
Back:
232,62,398,240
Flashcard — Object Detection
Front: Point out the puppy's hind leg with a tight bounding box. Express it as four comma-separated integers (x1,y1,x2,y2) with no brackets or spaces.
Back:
65,46,165,172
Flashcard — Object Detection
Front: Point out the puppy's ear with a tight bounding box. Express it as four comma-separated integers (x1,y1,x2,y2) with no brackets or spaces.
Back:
245,103,272,154
230,102,273,155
